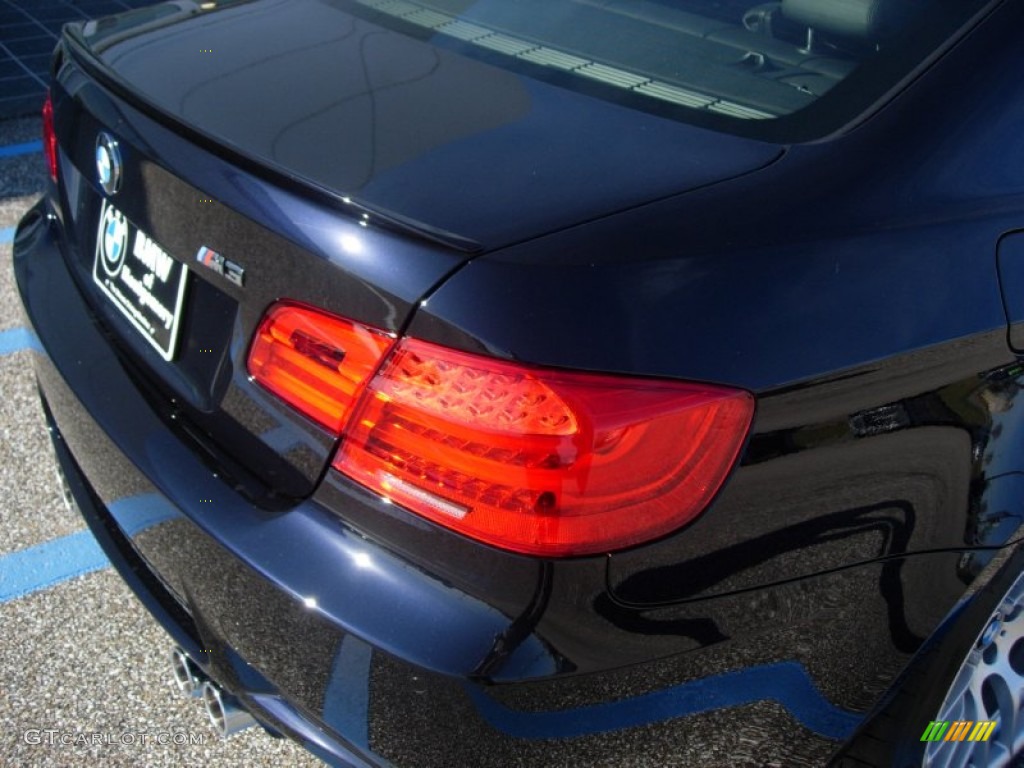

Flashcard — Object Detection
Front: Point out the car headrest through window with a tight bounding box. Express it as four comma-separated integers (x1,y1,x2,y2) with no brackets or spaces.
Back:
781,0,914,42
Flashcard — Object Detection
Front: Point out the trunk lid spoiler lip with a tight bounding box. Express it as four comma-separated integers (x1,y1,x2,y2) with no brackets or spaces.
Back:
60,27,485,255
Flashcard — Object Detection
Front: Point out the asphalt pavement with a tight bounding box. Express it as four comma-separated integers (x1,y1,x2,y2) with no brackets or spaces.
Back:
0,116,324,767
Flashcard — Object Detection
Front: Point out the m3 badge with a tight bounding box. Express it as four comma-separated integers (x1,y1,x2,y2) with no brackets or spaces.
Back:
195,245,245,288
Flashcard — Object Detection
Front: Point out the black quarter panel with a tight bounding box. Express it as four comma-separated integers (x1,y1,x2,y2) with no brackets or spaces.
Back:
400,0,1024,671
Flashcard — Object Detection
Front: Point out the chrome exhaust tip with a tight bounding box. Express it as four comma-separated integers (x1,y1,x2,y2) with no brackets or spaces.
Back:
170,647,205,697
201,680,258,738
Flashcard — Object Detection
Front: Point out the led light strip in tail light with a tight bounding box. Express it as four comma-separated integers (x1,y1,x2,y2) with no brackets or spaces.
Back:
249,302,754,556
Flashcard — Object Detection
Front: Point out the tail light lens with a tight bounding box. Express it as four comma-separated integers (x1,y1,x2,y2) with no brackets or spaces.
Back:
247,303,395,433
332,338,754,556
250,303,754,556
42,92,58,181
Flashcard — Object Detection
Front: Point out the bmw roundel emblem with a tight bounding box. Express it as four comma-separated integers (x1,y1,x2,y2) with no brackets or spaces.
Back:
99,204,129,278
95,132,122,196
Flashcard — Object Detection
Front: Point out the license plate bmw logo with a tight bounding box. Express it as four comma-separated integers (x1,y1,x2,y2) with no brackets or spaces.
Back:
99,204,129,278
91,199,189,362
95,131,122,196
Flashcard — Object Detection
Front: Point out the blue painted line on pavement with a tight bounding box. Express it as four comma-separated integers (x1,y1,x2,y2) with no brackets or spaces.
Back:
467,659,862,742
0,530,107,603
0,140,42,159
1,226,15,244
0,326,41,355
0,493,177,603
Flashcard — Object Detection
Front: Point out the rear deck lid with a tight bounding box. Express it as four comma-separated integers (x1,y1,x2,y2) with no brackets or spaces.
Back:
66,0,782,251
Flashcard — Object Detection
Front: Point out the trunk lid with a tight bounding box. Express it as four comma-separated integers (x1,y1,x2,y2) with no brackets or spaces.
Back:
69,0,781,251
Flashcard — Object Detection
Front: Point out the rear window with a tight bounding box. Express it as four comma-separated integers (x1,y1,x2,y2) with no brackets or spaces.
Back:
345,0,995,140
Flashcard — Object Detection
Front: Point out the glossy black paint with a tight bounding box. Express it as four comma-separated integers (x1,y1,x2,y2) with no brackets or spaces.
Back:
12,0,1024,765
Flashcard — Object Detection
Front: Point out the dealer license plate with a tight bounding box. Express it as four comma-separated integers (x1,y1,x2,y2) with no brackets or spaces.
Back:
92,200,188,361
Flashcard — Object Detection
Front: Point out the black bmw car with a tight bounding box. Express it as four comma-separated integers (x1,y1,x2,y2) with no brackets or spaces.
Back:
13,0,1024,765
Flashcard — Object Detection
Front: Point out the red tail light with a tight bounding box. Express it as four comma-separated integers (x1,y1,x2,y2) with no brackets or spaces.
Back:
332,338,754,556
250,303,753,556
42,92,58,182
247,303,395,433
